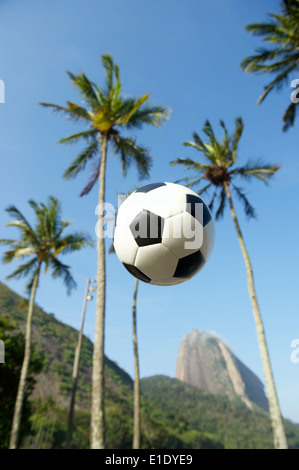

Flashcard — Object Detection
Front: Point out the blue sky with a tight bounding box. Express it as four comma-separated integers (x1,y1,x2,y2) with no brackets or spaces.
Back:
0,0,298,423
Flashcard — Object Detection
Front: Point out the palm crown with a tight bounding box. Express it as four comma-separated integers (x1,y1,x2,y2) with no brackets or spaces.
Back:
0,196,92,293
241,0,299,131
39,54,169,196
171,118,280,219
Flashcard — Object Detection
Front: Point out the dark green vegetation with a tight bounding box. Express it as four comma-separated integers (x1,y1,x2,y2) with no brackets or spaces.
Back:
141,376,299,449
0,316,44,449
1,281,298,449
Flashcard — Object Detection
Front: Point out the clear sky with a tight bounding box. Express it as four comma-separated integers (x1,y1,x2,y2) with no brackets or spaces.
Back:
0,0,298,423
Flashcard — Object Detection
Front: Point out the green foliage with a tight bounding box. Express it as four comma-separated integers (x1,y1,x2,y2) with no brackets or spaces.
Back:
0,316,45,448
39,54,169,196
171,118,279,220
240,0,299,131
1,282,298,449
141,375,299,449
0,196,93,295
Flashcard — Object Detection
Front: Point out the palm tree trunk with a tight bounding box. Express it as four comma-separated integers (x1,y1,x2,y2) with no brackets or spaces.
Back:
9,264,41,449
91,132,108,449
223,181,288,449
66,277,90,448
132,279,140,449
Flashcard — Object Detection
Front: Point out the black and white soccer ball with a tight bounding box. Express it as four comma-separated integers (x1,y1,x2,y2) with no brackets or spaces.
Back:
113,182,215,286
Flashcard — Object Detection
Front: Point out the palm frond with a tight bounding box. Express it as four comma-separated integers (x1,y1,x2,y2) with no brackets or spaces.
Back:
3,198,91,296
183,140,206,154
0,238,19,245
112,135,152,179
231,117,244,159
58,129,97,145
185,178,206,189
5,258,38,280
54,232,94,255
67,71,100,109
203,120,221,155
5,206,40,244
27,199,40,213
49,256,76,294
257,61,299,103
208,188,218,212
192,131,207,150
241,2,299,130
219,120,229,155
47,197,62,238
170,158,208,173
282,100,298,131
123,104,170,129
79,159,101,197
66,101,93,120
115,94,151,127
63,139,99,180
38,102,90,123
109,243,115,254
215,186,227,220
10,247,36,260
232,185,257,219
231,160,280,184
111,63,121,105
197,182,213,195
38,102,69,114
3,250,16,264
241,47,296,71
54,220,71,239
100,54,123,106
101,54,115,95
244,20,285,38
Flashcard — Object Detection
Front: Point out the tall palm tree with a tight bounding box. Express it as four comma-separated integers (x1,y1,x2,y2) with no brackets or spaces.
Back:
171,118,288,449
240,0,299,131
39,54,169,448
0,196,92,449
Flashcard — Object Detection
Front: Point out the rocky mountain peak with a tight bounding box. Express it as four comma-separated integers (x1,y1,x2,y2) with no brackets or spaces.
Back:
176,329,268,411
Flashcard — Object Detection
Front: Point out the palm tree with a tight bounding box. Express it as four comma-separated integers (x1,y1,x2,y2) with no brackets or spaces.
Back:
39,54,169,448
0,196,92,449
171,118,288,449
240,0,299,131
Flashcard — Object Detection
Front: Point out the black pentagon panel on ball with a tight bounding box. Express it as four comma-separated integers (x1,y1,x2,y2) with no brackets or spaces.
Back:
123,263,151,283
135,182,166,193
129,209,164,247
186,194,212,226
174,250,205,278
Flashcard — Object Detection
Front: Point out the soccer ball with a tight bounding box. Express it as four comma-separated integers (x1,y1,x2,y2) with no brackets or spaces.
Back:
113,182,215,286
